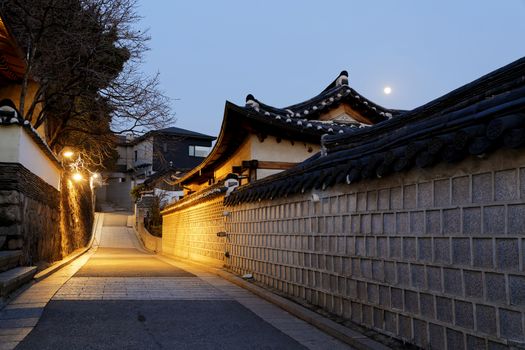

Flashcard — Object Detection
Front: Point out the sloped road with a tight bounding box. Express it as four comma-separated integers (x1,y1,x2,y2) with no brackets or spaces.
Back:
12,213,352,350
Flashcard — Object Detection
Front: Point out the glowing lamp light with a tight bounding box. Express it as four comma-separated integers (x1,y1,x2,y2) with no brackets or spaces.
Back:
383,86,392,95
63,150,74,158
92,173,99,179
72,173,83,182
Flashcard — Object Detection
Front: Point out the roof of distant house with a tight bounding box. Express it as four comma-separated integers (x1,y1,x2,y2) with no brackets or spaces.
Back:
118,126,216,146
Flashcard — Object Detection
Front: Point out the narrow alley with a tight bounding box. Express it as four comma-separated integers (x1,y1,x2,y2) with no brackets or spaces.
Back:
1,213,353,350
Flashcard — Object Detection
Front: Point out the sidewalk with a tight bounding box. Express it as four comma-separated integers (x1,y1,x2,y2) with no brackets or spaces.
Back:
0,213,356,350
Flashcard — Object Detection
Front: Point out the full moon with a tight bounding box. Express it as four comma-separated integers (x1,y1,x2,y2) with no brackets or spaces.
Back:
383,86,392,95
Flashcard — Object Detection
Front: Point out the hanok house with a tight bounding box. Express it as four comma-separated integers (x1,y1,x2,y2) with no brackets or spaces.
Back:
96,126,215,211
162,57,525,349
175,70,402,196
160,70,401,263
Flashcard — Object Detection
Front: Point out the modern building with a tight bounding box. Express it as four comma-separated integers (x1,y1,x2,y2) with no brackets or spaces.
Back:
96,126,215,210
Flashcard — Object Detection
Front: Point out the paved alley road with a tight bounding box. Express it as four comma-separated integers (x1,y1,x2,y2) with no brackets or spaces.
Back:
9,213,353,350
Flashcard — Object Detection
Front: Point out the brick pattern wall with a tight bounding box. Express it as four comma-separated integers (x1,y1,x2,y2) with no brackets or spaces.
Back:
162,148,525,349
162,196,225,266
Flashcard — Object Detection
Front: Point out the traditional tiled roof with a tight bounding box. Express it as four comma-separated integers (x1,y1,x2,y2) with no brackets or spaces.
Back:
174,71,398,187
225,57,525,205
242,70,403,135
123,126,216,146
0,101,62,168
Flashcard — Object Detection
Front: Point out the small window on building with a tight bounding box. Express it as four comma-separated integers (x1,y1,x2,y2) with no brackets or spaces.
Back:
119,177,126,183
134,150,138,162
189,145,211,157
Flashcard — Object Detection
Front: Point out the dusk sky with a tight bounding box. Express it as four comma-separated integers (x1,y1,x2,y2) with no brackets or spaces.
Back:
137,1,525,137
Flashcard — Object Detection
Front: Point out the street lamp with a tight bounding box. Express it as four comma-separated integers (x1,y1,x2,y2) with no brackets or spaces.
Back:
62,150,74,158
72,172,83,182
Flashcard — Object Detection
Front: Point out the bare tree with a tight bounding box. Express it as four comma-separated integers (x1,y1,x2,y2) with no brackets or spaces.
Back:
0,0,174,167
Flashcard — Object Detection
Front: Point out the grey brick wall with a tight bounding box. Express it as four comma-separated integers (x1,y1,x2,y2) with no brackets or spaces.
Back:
162,148,525,349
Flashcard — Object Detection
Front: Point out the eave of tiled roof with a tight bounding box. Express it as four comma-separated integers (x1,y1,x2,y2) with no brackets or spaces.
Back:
225,57,525,206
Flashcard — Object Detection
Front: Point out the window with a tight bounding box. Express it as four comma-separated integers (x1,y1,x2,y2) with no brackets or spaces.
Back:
189,145,211,157
134,150,138,162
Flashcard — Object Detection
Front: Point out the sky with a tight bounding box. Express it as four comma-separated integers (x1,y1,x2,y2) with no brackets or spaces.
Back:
136,0,525,138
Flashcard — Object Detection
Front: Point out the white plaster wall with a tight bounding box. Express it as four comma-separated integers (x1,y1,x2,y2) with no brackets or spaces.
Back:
250,134,319,163
0,125,61,190
133,139,153,167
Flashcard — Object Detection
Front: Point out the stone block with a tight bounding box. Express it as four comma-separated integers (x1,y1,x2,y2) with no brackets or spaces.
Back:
473,238,493,268
418,237,432,262
379,285,390,307
494,169,517,202
452,176,470,205
405,290,419,314
362,305,373,326
378,189,390,210
443,208,461,234
348,193,357,212
472,172,493,203
483,206,505,235
373,307,384,328
0,225,22,237
352,258,360,277
391,288,403,310
452,238,471,266
403,237,416,260
0,191,20,205
411,264,426,289
7,237,23,250
372,260,384,281
463,207,481,235
434,179,450,207
0,206,21,225
371,214,382,235
356,237,366,256
366,237,377,256
383,213,395,234
446,328,465,350
361,259,372,279
384,261,396,284
466,335,486,350
360,214,372,234
391,187,402,209
464,270,483,299
351,301,361,323
346,237,355,256
367,283,379,304
496,238,519,270
413,318,428,348
367,191,378,211
443,268,463,296
434,237,451,264
508,204,525,234
397,262,410,286
509,275,525,306
357,281,366,300
426,210,441,235
410,211,425,235
377,237,388,257
404,184,417,209
389,237,402,259
488,341,509,350
429,323,445,350
384,311,397,333
347,279,357,298
476,304,497,335
427,265,442,292
486,273,506,303
396,212,409,234
398,314,412,340
436,296,453,323
454,300,474,329
418,182,433,208
357,192,367,212
420,293,435,319
499,308,524,341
